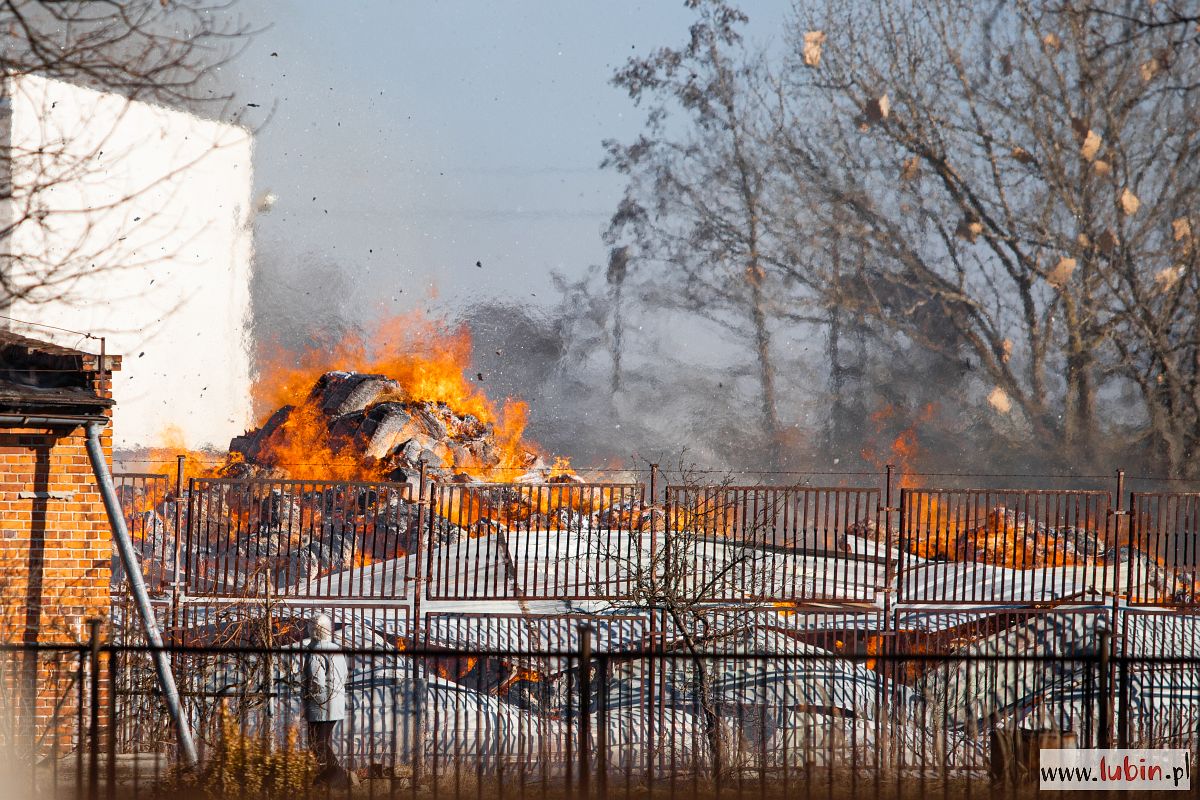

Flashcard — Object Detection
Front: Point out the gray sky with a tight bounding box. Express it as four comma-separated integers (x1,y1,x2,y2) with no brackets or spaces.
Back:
225,1,789,317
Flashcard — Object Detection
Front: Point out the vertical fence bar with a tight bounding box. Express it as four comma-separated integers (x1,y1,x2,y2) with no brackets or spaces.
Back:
596,653,609,800
86,619,100,800
105,647,116,800
1113,469,1126,606
1098,627,1112,749
413,465,428,790
1118,625,1130,748
883,465,895,621
75,645,85,800
579,625,592,800
646,463,658,786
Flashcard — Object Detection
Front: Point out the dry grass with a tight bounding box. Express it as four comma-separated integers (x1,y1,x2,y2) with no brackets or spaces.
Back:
152,706,315,800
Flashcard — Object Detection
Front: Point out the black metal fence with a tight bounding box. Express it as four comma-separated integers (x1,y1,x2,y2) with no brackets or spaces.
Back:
100,470,1200,610
3,621,1198,800
665,486,884,603
80,469,1200,795
184,478,413,599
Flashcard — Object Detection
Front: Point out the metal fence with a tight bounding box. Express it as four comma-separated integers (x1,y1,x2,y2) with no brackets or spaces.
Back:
3,622,1198,800
665,485,884,603
897,488,1118,604
113,472,176,594
99,471,1200,611
425,482,645,601
1128,492,1200,605
184,478,413,599
86,470,1200,796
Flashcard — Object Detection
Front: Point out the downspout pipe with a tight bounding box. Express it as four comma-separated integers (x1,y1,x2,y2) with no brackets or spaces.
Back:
83,421,199,767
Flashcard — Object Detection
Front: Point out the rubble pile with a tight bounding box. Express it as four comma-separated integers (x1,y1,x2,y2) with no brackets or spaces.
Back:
120,481,467,595
227,371,564,487
850,506,1110,568
953,507,1108,568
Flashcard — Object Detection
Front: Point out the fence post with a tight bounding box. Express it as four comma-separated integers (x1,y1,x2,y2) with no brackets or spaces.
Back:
652,465,662,592
1098,627,1112,749
646,462,658,785
1114,469,1127,599
596,653,609,800
86,618,101,800
105,646,117,800
172,455,186,595
1117,620,1130,748
413,462,427,630
170,459,187,721
579,625,593,800
883,464,895,624
412,462,428,787
75,643,85,800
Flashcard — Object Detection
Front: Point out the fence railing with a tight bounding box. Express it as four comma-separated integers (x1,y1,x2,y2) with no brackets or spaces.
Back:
4,618,1199,799
897,488,1119,604
113,472,176,594
665,485,884,603
109,472,1200,610
1128,492,1200,605
425,482,645,601
184,478,413,599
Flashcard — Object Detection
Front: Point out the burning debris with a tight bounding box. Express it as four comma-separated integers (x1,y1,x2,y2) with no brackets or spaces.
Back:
212,313,573,485
227,369,567,487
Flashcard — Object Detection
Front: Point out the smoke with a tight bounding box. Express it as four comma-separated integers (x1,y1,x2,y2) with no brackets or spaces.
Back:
452,283,828,474
244,244,1156,482
249,248,363,364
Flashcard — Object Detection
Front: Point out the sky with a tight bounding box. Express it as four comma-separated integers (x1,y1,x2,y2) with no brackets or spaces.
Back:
224,1,791,319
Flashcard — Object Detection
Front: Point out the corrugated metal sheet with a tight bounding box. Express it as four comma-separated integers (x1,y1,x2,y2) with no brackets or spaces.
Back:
899,560,1119,605
424,613,647,653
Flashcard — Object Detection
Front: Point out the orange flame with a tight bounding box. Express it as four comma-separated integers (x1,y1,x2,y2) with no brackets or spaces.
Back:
248,312,538,481
140,425,230,481
861,402,936,488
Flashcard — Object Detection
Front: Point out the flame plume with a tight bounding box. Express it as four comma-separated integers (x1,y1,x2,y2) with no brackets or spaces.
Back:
244,312,540,481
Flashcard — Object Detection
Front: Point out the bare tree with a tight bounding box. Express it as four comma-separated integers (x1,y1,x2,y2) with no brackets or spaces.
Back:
598,456,792,779
610,0,1200,475
1085,1,1200,57
773,0,1200,474
1,0,252,308
603,1,826,468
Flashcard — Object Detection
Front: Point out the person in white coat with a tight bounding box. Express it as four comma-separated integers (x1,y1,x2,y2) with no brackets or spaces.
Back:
302,613,348,782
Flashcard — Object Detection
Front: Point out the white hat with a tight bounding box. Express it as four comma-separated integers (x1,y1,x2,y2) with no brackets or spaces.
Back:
312,613,333,642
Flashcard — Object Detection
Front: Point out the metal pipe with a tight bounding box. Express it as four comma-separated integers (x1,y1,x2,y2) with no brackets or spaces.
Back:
0,414,109,427
83,421,198,766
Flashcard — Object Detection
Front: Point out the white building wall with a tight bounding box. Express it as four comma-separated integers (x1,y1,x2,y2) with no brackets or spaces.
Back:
2,75,254,449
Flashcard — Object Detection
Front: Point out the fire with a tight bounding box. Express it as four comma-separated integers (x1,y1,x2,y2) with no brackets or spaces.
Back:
248,312,541,481
861,402,937,488
249,402,363,481
860,403,948,551
143,424,230,482
495,664,543,695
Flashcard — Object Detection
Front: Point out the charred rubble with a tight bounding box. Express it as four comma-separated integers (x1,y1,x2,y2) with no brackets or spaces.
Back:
228,371,572,486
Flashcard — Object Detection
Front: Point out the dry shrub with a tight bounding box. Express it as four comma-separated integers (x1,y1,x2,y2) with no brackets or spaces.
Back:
157,706,315,799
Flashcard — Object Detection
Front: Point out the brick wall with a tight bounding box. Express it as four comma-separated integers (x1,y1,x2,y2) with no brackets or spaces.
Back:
0,423,112,644
0,371,114,752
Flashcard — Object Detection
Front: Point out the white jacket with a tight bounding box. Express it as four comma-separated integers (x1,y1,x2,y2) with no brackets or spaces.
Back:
302,640,348,722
